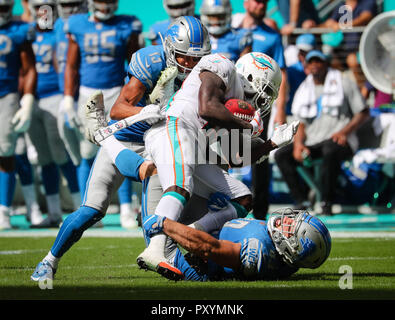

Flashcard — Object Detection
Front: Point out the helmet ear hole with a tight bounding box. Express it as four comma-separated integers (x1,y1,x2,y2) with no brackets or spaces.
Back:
247,74,253,82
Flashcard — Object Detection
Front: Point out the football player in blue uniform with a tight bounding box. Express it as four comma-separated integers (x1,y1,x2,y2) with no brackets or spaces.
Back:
30,16,211,281
0,0,37,229
146,0,195,45
54,0,86,179
143,207,331,281
200,0,252,62
26,0,81,228
61,0,143,228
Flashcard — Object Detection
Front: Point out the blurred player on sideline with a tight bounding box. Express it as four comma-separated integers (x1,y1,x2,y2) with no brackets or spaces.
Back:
61,0,143,228
30,16,212,281
26,0,81,228
0,0,37,229
200,0,252,62
146,0,195,45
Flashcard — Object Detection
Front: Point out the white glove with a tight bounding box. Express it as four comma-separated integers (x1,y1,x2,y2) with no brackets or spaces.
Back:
270,120,300,148
250,110,264,138
12,93,35,133
63,95,82,130
139,104,165,125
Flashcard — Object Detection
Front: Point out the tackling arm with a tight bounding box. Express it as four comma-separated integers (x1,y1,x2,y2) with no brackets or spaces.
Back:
162,218,242,271
198,71,253,131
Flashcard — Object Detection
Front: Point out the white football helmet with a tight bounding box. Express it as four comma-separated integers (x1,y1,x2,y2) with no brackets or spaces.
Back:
29,0,57,28
163,0,195,19
164,15,211,80
267,208,332,269
57,0,87,19
88,0,117,21
200,0,232,36
235,52,282,118
0,0,14,27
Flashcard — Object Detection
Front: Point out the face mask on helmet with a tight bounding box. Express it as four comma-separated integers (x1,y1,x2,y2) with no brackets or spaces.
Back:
267,208,332,269
0,0,14,27
88,0,118,21
235,52,281,118
29,0,57,29
164,15,211,80
57,0,87,19
200,0,232,36
163,0,195,19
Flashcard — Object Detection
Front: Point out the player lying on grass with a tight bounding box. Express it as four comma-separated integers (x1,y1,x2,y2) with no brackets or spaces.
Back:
142,207,332,281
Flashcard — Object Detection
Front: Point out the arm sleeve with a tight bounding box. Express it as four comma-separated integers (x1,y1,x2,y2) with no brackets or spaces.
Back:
239,238,265,278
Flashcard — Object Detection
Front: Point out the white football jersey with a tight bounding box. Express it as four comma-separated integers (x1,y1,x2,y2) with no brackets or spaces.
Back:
165,53,245,130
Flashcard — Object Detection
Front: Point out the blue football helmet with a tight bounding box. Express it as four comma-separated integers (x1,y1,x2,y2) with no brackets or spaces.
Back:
163,15,211,80
267,208,332,269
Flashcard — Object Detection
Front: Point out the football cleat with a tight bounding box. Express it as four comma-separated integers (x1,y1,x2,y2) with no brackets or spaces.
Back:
31,260,56,282
0,206,11,230
149,66,178,107
30,216,62,229
136,243,184,281
84,90,108,145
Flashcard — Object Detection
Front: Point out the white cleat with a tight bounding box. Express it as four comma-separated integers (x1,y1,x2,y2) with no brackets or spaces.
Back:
31,260,56,282
0,206,11,230
136,239,183,281
84,90,108,145
149,66,178,107
29,204,44,226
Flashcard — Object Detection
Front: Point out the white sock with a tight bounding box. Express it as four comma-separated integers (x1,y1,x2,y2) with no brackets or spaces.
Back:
21,184,41,214
120,203,134,216
193,204,237,233
45,194,62,220
100,135,126,164
44,251,60,269
155,193,185,221
70,192,81,210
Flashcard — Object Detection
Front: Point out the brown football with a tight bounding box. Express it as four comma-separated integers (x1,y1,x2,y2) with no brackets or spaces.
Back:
225,99,255,122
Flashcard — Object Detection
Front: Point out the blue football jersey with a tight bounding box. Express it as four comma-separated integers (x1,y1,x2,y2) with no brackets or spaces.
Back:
109,45,167,143
210,28,252,62
54,18,68,93
32,26,60,99
146,19,170,45
0,21,35,97
250,24,285,69
218,218,297,280
65,13,142,89
173,218,298,281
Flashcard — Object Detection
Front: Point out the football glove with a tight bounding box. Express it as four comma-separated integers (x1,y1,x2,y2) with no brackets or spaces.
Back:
139,104,165,125
207,192,231,212
142,214,167,238
12,93,35,133
250,110,264,138
149,66,178,107
270,120,300,148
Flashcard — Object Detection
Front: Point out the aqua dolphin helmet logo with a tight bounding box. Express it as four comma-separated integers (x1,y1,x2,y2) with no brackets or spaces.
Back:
251,53,275,71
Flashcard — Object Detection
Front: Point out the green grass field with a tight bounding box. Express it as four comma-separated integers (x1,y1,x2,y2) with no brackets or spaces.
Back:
1,236,394,300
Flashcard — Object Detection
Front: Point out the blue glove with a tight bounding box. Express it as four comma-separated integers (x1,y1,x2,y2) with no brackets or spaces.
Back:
207,192,231,212
143,214,167,237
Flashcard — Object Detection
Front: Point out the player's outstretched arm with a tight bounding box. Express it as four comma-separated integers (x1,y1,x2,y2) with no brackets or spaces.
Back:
145,215,241,271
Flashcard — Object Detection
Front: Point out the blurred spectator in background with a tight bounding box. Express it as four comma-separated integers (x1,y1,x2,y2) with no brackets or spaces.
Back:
200,0,252,62
277,0,320,35
285,34,316,116
275,50,370,216
318,0,377,88
20,0,33,22
231,0,288,221
146,0,195,45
